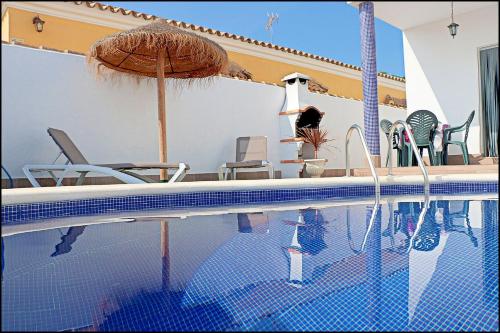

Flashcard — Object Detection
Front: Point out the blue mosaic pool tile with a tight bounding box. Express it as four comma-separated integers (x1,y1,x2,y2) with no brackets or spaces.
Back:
2,181,497,224
1,200,499,331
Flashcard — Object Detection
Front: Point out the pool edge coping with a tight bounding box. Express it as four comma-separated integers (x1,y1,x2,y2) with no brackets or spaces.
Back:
2,173,498,205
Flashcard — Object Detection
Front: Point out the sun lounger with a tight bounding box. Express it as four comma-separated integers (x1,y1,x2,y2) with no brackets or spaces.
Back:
218,136,274,180
22,128,189,187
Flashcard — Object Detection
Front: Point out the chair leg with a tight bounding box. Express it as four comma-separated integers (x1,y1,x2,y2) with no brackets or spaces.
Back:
431,142,436,166
406,145,412,167
402,144,408,167
75,172,88,186
268,165,274,179
218,165,226,181
418,147,426,165
442,145,448,165
435,151,442,166
461,143,469,165
428,143,436,166
405,144,412,167
427,147,434,166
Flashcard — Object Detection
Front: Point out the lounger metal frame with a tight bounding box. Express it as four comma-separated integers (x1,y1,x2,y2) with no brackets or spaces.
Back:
23,151,189,187
218,161,274,181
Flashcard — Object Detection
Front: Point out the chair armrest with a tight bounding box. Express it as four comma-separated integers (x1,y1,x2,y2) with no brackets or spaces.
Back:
443,124,466,142
444,124,466,135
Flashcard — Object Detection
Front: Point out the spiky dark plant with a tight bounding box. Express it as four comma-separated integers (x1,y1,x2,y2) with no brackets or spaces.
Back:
297,127,332,159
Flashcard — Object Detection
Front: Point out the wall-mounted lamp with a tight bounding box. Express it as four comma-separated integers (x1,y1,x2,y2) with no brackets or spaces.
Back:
447,2,459,39
33,16,45,33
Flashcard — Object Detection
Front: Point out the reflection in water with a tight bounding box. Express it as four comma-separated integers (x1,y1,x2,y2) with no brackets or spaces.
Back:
95,289,234,331
283,209,329,287
482,200,498,306
237,213,269,234
347,201,381,254
1,199,497,332
51,226,86,257
412,202,440,252
297,209,328,255
161,221,169,292
392,200,478,252
367,205,382,331
393,202,420,251
440,200,478,247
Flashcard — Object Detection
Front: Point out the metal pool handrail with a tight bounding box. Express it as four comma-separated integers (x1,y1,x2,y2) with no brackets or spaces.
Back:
387,120,430,196
345,124,380,197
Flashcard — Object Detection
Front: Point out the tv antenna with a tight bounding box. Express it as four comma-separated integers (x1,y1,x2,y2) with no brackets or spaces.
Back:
265,12,279,43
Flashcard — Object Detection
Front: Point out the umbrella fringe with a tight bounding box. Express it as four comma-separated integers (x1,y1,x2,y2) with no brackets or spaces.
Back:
86,58,218,91
87,19,227,80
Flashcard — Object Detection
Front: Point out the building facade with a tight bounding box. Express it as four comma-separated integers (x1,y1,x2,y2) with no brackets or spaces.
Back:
356,1,498,160
1,1,406,105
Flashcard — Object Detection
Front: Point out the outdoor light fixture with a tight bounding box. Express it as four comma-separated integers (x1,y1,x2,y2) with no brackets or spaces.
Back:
447,2,459,39
33,15,45,32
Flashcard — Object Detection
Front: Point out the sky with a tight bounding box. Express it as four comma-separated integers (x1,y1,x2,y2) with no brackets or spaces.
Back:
104,1,405,77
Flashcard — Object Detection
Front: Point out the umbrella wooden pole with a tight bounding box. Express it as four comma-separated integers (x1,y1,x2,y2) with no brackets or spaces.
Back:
156,48,167,181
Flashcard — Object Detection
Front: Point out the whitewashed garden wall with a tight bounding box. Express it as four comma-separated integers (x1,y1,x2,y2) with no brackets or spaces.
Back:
1,44,406,179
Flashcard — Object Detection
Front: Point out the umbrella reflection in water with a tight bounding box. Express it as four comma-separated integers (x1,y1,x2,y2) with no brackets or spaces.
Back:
51,226,86,257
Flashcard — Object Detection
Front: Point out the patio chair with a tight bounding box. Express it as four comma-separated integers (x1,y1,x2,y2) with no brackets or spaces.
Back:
22,128,190,187
405,110,439,166
218,136,274,180
442,110,475,165
380,119,405,167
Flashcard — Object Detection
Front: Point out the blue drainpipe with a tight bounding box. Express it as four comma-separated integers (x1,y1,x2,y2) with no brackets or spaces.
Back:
359,1,381,164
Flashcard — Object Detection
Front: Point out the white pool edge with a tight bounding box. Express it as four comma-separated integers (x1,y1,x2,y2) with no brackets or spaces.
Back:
2,173,498,205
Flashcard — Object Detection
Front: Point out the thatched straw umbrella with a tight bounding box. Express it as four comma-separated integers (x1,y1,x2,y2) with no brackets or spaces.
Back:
88,19,228,180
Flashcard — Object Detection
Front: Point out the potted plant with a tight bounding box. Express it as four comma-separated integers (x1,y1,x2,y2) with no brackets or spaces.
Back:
298,127,333,178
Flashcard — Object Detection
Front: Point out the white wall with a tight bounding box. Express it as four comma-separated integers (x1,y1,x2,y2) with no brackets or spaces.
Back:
1,44,406,180
402,5,498,156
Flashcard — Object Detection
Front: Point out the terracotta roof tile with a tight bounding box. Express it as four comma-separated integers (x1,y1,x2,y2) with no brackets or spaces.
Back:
68,1,405,83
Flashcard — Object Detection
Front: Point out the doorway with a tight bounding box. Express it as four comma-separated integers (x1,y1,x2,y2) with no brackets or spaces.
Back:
479,46,499,157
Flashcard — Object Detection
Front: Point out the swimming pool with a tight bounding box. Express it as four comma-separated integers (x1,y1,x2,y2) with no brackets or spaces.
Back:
1,196,498,331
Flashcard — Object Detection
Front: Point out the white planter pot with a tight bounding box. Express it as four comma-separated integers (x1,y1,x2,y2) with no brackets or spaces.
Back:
303,159,326,178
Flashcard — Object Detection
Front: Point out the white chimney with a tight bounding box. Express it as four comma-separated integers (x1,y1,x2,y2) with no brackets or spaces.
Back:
282,72,312,111
278,72,323,178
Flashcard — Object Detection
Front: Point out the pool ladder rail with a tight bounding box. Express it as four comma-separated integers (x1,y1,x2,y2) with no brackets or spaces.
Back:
344,122,431,255
345,122,431,198
386,120,430,197
345,124,380,198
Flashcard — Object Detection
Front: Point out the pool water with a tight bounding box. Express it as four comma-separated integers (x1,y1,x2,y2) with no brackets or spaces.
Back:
1,199,498,331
